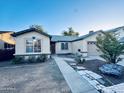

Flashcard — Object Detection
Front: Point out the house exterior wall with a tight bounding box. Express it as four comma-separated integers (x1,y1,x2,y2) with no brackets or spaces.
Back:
72,32,103,56
72,40,85,53
55,42,72,54
14,32,50,55
114,28,124,39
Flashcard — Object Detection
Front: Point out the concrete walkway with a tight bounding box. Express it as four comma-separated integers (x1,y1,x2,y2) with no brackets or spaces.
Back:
53,56,99,93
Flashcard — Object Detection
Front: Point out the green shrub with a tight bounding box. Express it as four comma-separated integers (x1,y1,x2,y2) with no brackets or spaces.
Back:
75,54,85,64
11,56,24,64
36,54,47,62
11,54,48,64
28,55,48,63
82,58,86,63
28,56,36,63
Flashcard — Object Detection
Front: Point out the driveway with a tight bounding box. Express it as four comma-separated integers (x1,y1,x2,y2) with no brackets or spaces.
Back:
0,59,71,93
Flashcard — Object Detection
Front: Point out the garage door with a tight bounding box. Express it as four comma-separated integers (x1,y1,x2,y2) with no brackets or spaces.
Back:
87,41,100,56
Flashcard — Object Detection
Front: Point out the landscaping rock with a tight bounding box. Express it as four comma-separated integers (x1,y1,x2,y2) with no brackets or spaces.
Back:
99,64,124,77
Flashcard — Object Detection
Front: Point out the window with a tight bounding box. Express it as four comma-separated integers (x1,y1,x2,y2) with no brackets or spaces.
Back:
88,41,96,45
61,42,68,50
4,43,14,49
26,39,41,53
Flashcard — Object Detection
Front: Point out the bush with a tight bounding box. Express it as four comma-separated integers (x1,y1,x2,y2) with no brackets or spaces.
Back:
75,55,85,64
28,55,48,63
0,49,15,61
28,56,36,63
11,54,48,64
37,54,47,62
11,56,24,64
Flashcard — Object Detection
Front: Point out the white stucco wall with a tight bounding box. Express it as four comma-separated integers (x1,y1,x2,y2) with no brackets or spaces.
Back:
72,32,103,56
55,42,72,54
14,32,51,55
72,40,85,53
114,28,124,39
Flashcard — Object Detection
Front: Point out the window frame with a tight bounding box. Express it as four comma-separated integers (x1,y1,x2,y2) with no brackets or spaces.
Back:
61,42,68,50
26,39,41,53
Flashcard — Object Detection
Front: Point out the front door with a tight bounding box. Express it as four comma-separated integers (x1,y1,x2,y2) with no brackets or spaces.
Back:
51,42,56,54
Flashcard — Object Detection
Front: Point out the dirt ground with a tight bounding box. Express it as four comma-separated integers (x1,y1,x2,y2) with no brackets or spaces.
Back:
0,59,71,93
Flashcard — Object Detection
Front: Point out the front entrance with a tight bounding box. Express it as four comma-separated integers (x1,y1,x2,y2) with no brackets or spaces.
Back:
51,42,56,54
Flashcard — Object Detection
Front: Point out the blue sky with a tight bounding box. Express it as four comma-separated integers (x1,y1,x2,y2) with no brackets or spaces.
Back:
0,0,124,35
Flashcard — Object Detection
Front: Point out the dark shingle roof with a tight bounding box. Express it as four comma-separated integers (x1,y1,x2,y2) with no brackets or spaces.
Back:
51,30,103,42
51,35,78,42
72,30,103,42
0,31,13,34
11,28,51,37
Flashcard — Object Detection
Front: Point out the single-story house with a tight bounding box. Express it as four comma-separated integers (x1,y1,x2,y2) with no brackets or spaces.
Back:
0,31,15,50
51,31,103,56
12,26,124,57
12,28,51,56
51,26,124,56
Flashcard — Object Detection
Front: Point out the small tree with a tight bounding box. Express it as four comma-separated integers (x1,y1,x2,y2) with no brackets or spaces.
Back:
62,27,79,36
96,32,124,64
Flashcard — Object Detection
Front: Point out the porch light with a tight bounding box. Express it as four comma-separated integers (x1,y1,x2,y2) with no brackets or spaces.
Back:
32,36,36,42
32,36,36,40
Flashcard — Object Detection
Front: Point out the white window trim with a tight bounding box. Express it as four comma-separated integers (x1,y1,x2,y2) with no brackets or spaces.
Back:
25,38,42,53
61,42,69,50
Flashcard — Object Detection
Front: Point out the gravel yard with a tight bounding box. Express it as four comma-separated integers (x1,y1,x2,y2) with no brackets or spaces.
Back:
81,59,124,85
0,59,71,93
61,54,124,86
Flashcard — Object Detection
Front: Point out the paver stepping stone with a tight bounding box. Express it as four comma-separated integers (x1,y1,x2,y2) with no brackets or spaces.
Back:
85,74,95,80
77,71,87,75
89,80,104,90
90,80,100,86
102,83,124,93
82,75,93,81
84,70,102,79
76,66,86,70
69,63,76,66
88,72,102,79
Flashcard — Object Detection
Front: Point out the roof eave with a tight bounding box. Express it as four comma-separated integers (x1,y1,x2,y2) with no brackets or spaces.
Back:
11,28,51,38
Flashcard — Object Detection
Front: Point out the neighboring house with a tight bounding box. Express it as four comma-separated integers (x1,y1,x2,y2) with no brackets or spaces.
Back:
12,28,51,56
0,31,15,50
12,26,124,57
107,26,124,39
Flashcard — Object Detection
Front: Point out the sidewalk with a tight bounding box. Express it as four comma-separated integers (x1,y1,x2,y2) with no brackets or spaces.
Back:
53,56,99,93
